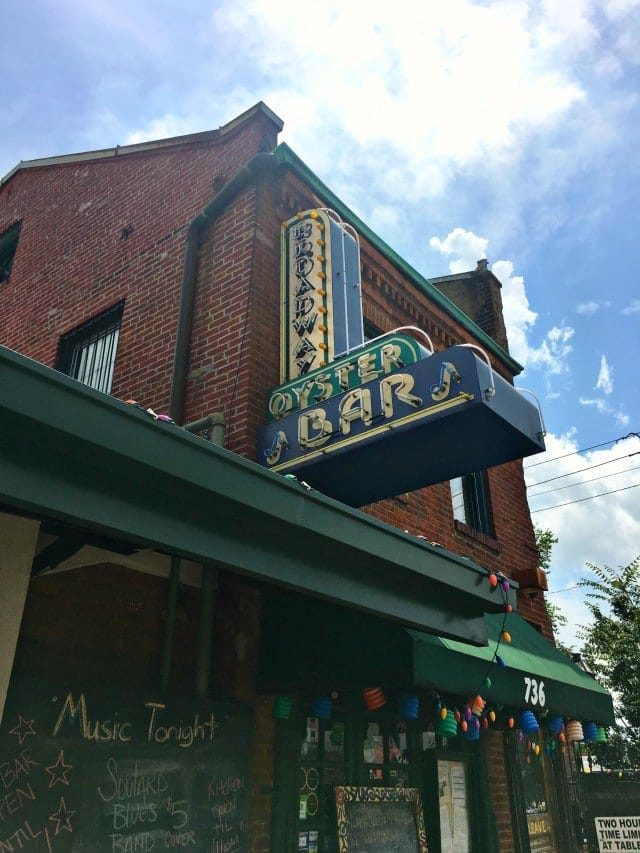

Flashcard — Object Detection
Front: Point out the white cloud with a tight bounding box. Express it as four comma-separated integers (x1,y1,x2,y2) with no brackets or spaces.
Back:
209,0,590,205
429,229,574,375
595,354,614,394
429,228,488,273
525,431,640,648
622,299,640,315
579,397,630,426
576,300,610,316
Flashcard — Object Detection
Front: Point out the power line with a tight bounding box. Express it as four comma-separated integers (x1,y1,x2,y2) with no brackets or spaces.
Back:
530,481,640,513
526,450,640,489
528,461,640,498
523,432,639,470
546,584,580,595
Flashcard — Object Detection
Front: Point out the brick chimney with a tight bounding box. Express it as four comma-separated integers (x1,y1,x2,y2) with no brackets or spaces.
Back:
430,260,510,352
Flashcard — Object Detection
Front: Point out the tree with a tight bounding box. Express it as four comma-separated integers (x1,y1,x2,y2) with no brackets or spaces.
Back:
579,558,640,769
533,525,568,639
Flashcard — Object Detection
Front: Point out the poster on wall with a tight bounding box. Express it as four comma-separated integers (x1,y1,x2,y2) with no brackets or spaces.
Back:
438,760,470,853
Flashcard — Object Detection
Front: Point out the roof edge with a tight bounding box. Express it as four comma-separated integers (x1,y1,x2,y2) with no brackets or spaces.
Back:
273,142,523,376
1,101,284,187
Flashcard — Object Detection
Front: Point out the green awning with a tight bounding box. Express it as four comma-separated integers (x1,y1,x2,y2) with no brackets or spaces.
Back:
410,613,614,725
259,590,614,725
0,344,515,644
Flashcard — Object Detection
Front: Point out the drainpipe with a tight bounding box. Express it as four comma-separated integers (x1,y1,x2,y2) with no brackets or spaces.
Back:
195,417,226,696
160,555,180,693
168,151,279,425
163,153,277,694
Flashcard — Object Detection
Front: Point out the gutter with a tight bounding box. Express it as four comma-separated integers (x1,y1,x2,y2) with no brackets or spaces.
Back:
168,152,279,424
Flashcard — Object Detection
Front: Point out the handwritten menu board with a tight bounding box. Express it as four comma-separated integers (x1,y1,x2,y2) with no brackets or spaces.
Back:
335,786,428,852
0,679,253,851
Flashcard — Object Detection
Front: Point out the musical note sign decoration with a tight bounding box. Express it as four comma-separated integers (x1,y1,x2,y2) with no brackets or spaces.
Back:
0,679,253,852
335,786,428,852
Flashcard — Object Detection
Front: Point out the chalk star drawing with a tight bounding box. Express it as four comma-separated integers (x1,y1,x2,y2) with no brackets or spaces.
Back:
49,796,75,835
45,750,73,787
8,715,36,744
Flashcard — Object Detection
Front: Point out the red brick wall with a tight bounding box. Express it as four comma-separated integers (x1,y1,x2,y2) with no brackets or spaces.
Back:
485,731,516,852
0,110,279,414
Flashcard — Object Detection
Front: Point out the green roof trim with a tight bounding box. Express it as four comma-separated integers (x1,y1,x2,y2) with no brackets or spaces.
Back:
0,344,517,645
273,142,523,376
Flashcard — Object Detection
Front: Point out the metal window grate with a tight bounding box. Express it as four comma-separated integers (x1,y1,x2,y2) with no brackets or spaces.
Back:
57,302,124,394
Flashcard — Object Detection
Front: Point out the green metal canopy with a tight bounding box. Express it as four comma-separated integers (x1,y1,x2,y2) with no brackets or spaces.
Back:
259,590,615,725
0,344,515,645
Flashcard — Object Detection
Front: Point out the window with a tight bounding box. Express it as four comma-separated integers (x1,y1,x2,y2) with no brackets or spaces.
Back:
57,301,124,394
0,222,21,283
363,319,383,342
450,471,494,536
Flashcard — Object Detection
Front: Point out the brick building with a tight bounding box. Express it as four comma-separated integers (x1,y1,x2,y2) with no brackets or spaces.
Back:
0,102,613,852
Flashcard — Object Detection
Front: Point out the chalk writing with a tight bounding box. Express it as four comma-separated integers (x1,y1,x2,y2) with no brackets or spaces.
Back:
98,757,169,803
146,704,219,748
44,750,72,788
7,720,36,748
1,681,253,852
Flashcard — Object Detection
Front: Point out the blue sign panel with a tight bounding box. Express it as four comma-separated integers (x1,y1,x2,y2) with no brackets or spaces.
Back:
258,346,545,506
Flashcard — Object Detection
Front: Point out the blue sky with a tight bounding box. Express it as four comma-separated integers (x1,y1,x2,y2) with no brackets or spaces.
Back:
3,0,640,647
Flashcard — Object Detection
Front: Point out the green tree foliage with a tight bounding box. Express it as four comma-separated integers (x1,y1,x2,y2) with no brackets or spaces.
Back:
534,525,558,572
533,526,568,639
579,558,640,769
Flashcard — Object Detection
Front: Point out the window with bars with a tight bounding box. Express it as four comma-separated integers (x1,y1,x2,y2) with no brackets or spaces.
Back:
56,302,124,394
450,470,494,536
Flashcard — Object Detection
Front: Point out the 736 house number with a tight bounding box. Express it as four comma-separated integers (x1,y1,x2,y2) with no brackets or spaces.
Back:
524,677,546,707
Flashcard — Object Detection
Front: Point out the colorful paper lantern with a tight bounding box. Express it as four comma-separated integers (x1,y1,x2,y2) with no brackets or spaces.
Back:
546,715,564,735
502,631,512,644
488,573,498,587
398,694,420,720
496,656,506,669
595,726,608,743
312,696,332,720
464,718,480,741
471,695,486,716
273,696,293,719
583,722,598,742
435,709,458,738
362,687,386,710
565,720,584,743
519,710,539,734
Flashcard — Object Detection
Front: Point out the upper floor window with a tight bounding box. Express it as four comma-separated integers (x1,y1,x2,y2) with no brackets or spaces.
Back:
450,471,494,536
0,222,21,284
56,301,124,394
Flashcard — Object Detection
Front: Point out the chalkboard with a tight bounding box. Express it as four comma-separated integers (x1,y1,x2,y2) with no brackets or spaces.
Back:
0,678,253,852
335,786,428,852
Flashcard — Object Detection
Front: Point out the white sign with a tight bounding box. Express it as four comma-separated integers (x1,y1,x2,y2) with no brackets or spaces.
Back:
595,816,640,851
438,760,470,853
